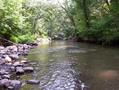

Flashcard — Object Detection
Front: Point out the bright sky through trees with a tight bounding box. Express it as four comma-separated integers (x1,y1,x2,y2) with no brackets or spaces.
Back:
29,0,64,6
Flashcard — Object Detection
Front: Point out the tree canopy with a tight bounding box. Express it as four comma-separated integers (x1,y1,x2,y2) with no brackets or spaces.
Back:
0,0,119,45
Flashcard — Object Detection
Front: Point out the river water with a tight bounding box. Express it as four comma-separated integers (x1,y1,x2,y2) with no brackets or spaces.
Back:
22,41,119,90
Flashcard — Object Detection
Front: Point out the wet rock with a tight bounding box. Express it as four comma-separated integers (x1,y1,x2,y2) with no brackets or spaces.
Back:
26,80,40,85
16,67,24,75
23,67,34,72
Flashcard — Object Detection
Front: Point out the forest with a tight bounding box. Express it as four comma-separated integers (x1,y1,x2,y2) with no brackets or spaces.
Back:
0,0,119,45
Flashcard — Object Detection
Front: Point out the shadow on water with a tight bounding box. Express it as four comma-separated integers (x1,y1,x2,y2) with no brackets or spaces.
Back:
24,41,119,90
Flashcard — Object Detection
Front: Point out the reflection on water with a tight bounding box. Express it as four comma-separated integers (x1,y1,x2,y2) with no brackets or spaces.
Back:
95,70,118,80
25,41,119,90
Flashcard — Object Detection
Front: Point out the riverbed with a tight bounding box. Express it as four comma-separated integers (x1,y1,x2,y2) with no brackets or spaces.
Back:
22,41,119,90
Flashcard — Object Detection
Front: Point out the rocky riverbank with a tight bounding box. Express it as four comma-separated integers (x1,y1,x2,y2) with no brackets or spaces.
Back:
35,37,51,45
0,43,41,90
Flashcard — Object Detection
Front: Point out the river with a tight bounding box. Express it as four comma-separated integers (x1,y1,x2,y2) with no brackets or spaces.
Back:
21,41,119,90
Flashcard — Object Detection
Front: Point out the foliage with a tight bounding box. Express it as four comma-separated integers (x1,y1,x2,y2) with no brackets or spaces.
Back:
0,0,37,44
71,0,119,45
0,0,119,45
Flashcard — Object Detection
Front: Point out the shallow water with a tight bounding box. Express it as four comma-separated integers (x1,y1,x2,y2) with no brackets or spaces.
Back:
24,41,119,90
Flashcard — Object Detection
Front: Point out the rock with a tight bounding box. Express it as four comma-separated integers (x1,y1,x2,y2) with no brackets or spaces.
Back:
16,67,24,75
0,79,21,89
9,54,19,60
0,76,2,80
4,55,12,62
6,62,12,65
10,80,21,87
21,60,28,64
9,80,22,90
1,75,10,79
6,45,18,53
0,79,10,86
0,69,9,75
0,46,5,50
0,43,37,90
23,67,34,72
0,49,6,54
10,66,15,72
13,62,23,67
0,59,6,65
26,80,40,85
7,86,14,90
23,51,29,55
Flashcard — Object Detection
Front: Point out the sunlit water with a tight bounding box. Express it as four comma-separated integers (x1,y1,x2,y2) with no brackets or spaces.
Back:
22,41,119,90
